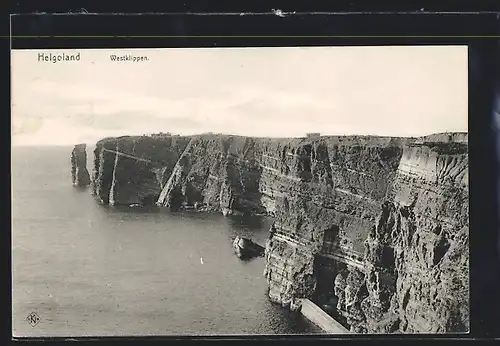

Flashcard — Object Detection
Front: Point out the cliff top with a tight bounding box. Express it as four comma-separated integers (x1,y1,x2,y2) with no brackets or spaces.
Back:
72,143,87,151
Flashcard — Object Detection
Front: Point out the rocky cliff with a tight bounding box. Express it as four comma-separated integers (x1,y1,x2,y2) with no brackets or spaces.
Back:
88,132,469,334
71,144,91,187
91,135,191,205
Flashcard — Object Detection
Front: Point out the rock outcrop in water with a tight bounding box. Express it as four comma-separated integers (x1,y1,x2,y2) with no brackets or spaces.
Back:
71,144,91,187
87,132,469,334
233,236,265,259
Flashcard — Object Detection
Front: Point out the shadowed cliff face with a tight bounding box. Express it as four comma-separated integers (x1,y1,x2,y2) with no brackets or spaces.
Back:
88,132,469,334
71,144,91,187
91,135,191,205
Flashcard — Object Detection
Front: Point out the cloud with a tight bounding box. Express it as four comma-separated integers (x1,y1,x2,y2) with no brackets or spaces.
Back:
13,77,342,144
11,46,468,145
11,118,109,146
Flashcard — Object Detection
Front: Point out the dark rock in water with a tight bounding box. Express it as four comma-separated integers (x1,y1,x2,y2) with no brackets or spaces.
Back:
89,132,469,333
71,144,91,187
232,236,265,259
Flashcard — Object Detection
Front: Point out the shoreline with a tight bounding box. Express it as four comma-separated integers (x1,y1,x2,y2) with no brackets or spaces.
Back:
77,131,469,334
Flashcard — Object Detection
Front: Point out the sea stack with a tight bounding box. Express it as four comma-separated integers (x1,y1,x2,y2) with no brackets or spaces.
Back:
71,144,91,187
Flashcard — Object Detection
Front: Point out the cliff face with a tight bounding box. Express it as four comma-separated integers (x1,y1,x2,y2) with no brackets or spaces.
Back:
71,144,91,187
91,136,191,205
88,132,469,334
354,142,469,333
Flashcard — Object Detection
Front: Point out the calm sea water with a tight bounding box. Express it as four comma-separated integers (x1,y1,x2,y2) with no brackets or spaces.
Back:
12,146,322,337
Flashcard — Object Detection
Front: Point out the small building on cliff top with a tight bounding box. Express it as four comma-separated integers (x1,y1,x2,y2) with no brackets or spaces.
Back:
306,133,321,140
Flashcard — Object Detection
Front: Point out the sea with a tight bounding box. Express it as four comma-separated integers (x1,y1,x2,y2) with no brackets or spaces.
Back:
11,146,322,337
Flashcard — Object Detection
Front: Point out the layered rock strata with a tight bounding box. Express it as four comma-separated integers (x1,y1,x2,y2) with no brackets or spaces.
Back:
358,142,469,333
71,144,91,187
91,135,191,205
88,132,469,334
232,236,265,259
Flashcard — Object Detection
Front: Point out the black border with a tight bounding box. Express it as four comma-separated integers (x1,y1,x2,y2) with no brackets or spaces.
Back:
7,3,500,343
8,12,500,49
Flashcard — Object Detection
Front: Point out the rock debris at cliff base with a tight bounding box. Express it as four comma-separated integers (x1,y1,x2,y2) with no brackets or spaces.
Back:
85,132,469,334
233,236,265,259
71,143,91,188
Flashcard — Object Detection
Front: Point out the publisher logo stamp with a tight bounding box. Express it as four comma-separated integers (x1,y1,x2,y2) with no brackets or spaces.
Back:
26,312,41,327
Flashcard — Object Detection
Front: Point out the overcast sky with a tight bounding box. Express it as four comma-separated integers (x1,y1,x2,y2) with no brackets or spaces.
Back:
11,46,468,146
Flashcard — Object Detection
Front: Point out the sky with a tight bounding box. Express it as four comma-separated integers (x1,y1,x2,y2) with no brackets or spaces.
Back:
11,46,468,146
